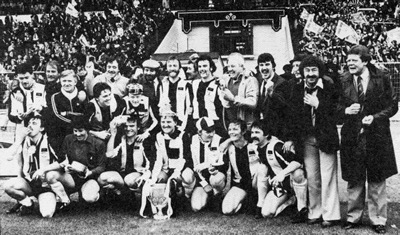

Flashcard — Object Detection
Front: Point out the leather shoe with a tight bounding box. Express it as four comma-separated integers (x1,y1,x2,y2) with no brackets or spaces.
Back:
291,207,308,224
321,220,340,228
254,207,263,219
372,225,386,234
307,217,323,225
342,221,360,230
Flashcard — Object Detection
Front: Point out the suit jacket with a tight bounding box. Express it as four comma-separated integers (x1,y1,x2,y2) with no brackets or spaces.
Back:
338,65,398,183
256,73,290,140
287,78,339,154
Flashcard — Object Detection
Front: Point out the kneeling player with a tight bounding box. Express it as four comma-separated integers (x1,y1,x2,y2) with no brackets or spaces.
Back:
250,121,307,219
5,115,61,217
190,117,228,212
97,114,151,197
222,119,269,215
150,107,196,202
45,116,106,208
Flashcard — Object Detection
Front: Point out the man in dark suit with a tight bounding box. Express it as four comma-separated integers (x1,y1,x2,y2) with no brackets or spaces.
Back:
255,53,289,140
286,56,341,227
338,45,398,234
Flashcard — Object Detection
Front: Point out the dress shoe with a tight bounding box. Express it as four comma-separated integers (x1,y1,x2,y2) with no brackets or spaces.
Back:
342,221,360,230
372,225,386,234
19,204,35,216
307,217,323,225
321,220,340,228
6,202,22,214
291,207,308,224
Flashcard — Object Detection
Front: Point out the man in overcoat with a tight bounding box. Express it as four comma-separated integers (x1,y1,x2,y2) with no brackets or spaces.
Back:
338,45,398,234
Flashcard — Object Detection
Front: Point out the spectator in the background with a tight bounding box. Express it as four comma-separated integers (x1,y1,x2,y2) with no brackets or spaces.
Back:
280,64,292,81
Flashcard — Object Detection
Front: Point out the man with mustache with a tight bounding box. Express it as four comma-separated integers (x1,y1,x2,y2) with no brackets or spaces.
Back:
136,59,162,121
5,115,61,217
286,56,341,227
255,53,289,139
220,52,259,130
191,55,225,137
158,56,193,131
91,56,129,98
339,45,398,234
85,82,125,141
250,121,307,221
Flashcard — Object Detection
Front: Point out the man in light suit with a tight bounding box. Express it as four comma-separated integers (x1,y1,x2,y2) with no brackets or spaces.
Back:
219,52,259,130
339,45,398,234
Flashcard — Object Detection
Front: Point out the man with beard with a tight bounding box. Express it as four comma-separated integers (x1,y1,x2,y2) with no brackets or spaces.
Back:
191,55,225,137
8,63,46,134
250,121,307,221
85,82,125,141
158,56,193,131
220,52,259,130
286,56,341,227
45,116,106,209
136,59,162,121
185,60,200,81
91,56,129,97
338,45,398,234
5,115,61,217
255,53,289,139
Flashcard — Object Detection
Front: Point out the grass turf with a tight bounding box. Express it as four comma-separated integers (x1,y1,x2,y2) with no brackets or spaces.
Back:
1,197,400,235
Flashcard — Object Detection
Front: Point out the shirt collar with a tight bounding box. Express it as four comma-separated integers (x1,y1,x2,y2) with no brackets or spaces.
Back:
304,78,324,90
353,68,370,82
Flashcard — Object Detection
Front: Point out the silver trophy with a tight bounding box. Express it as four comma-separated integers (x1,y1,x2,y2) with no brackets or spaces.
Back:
147,183,170,220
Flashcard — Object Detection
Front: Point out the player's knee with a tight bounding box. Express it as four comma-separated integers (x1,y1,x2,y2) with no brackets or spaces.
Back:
45,171,59,183
191,199,204,212
210,173,226,192
40,207,55,218
222,200,237,215
292,169,306,184
82,191,100,203
181,169,195,184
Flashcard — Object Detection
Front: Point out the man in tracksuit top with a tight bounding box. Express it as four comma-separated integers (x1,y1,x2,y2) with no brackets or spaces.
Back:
190,117,228,212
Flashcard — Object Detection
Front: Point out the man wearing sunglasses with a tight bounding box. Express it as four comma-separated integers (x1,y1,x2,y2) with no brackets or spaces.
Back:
250,121,307,220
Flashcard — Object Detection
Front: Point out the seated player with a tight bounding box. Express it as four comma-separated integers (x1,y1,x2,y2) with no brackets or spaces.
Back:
97,114,151,196
149,105,196,202
221,119,269,216
86,82,125,140
122,82,158,142
45,116,106,208
250,121,307,219
4,115,61,218
190,117,228,212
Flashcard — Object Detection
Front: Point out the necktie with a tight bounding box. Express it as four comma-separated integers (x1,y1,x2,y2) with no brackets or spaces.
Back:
357,76,364,103
305,86,317,126
305,86,317,94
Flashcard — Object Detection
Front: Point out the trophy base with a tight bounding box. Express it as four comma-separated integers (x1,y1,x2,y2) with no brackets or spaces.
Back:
153,213,169,220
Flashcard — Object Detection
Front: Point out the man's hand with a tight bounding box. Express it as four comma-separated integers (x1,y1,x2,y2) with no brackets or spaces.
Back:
362,115,374,126
94,130,110,140
265,79,274,96
304,94,319,108
282,141,295,153
136,131,150,142
221,89,235,102
32,169,45,180
14,90,24,102
345,103,361,115
84,170,93,179
109,120,118,136
78,90,86,102
270,172,285,186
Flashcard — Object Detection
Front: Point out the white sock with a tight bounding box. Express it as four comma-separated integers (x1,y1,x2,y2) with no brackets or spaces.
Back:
50,182,70,204
19,196,33,207
293,180,307,211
